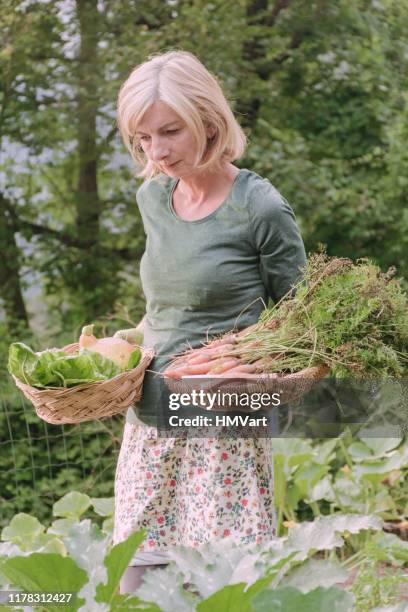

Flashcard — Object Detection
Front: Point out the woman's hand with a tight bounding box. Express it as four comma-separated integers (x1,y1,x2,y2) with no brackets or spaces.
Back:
113,315,146,345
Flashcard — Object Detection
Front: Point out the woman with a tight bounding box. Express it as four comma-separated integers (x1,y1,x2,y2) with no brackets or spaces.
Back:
114,50,306,593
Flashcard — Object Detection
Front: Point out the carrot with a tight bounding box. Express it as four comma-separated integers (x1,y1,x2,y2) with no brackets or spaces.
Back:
204,334,237,348
219,363,258,375
163,368,184,379
209,358,240,374
185,353,217,366
181,362,219,375
193,343,236,358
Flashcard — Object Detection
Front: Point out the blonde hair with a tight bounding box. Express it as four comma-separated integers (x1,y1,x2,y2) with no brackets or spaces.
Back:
117,50,247,179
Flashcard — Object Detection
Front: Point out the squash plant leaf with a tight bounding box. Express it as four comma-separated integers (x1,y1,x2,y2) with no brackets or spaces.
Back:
0,553,87,611
251,585,355,612
53,491,91,520
95,529,146,605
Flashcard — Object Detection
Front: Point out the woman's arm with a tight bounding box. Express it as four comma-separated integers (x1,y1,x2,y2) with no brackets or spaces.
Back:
135,314,147,332
248,180,306,304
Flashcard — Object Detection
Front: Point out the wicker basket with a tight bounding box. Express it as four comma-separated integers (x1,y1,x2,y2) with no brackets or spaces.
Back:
164,363,329,410
12,342,154,425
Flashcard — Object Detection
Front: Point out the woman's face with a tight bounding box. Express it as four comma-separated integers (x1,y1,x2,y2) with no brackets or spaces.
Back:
136,100,207,177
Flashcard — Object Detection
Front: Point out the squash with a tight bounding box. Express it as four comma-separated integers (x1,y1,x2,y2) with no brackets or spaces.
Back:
79,324,136,369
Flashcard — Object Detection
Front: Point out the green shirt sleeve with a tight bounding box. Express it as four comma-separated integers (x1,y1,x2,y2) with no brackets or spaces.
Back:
248,178,307,303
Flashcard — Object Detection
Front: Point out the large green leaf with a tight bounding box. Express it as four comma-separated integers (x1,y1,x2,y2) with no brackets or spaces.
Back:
306,476,335,503
0,553,87,612
294,464,328,497
358,431,403,457
312,439,338,464
252,586,355,611
1,514,66,555
1,514,44,549
8,343,121,388
48,518,76,537
132,563,198,612
367,532,408,566
164,539,244,598
280,559,348,593
230,547,297,589
287,514,382,556
53,492,91,520
353,436,402,460
354,454,406,482
348,441,374,461
90,497,115,517
109,592,161,610
63,520,110,607
196,583,248,612
30,533,66,556
95,529,146,605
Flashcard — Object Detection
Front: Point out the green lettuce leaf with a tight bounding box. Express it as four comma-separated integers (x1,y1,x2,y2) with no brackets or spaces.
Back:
127,348,142,369
8,343,122,388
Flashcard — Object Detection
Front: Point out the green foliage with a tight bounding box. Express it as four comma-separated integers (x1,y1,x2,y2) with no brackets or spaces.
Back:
1,3,408,608
1,0,408,340
0,383,122,529
253,253,408,376
0,554,88,611
271,433,408,535
2,497,406,611
252,586,355,612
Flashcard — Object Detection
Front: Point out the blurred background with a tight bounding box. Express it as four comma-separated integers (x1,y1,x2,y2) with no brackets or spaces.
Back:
1,0,407,527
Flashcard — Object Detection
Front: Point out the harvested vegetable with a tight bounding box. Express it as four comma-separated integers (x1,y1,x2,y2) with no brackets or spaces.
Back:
8,343,122,388
8,327,142,389
79,324,140,369
164,253,408,378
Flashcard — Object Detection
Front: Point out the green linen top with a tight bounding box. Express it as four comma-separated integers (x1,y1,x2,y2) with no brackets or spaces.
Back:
127,168,307,426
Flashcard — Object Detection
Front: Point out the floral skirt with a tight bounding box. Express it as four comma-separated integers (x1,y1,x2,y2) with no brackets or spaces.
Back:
113,418,276,560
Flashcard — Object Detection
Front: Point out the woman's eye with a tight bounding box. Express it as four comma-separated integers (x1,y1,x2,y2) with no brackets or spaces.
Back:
166,129,179,134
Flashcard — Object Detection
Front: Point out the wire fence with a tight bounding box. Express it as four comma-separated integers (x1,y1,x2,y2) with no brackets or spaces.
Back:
0,386,124,528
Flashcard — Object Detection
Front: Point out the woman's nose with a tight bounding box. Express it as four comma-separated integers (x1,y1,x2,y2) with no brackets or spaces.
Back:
150,139,170,162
